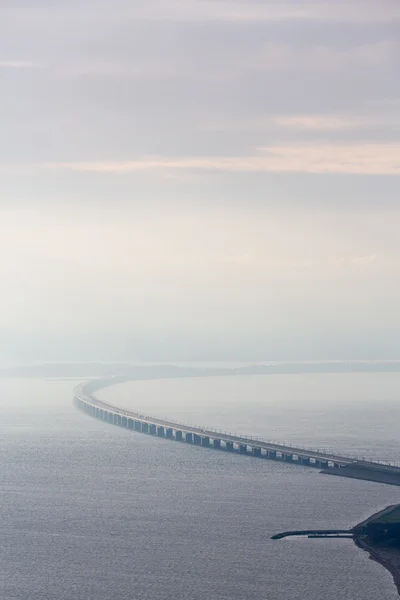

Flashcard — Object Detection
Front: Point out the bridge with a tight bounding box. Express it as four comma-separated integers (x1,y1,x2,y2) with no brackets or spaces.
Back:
73,379,400,484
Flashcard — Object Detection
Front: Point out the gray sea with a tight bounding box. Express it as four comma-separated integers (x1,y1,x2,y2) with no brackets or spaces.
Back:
2,372,400,599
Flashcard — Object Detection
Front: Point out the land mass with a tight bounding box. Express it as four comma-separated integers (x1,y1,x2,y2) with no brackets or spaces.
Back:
353,505,400,596
272,504,400,597
2,360,400,378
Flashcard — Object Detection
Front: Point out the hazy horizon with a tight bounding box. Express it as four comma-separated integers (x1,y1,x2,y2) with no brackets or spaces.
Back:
1,1,399,363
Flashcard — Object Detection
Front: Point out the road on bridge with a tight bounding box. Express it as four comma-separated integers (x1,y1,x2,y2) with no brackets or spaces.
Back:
74,383,400,474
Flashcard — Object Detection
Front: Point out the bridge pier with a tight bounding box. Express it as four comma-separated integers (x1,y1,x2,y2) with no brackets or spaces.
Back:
76,386,394,481
317,460,329,469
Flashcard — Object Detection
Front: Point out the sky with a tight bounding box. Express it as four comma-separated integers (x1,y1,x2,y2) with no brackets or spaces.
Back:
0,0,399,362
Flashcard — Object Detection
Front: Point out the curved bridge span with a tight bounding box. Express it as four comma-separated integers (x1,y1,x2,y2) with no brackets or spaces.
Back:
73,378,400,484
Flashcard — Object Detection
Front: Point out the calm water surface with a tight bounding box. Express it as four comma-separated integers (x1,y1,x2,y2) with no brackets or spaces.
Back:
2,373,400,599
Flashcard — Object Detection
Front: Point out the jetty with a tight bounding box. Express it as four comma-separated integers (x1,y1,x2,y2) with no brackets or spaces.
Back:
273,505,400,597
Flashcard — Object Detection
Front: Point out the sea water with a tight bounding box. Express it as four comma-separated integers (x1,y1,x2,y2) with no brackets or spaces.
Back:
1,373,400,599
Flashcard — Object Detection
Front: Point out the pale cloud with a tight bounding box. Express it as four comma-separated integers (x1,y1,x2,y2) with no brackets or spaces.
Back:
0,60,42,68
52,40,399,84
0,200,399,359
350,254,378,265
62,59,187,78
0,0,399,360
218,254,251,266
10,142,397,176
242,40,399,75
217,254,382,272
75,0,400,24
5,1,399,25
273,115,373,132
194,111,399,137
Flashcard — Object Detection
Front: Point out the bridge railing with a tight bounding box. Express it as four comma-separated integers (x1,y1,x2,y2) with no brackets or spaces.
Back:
74,383,400,471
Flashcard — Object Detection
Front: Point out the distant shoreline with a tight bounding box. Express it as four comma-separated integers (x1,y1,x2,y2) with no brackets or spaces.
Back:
2,361,400,379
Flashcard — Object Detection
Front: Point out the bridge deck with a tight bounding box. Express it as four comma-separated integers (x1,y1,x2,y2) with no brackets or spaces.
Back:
73,382,400,475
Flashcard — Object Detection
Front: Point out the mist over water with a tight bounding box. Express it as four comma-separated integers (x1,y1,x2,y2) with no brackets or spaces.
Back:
2,373,400,599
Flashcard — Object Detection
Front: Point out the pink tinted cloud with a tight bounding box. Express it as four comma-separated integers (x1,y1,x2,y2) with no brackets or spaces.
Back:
32,142,400,176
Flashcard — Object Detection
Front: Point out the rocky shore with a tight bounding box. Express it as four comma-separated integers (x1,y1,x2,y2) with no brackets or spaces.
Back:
272,504,400,597
354,535,400,596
